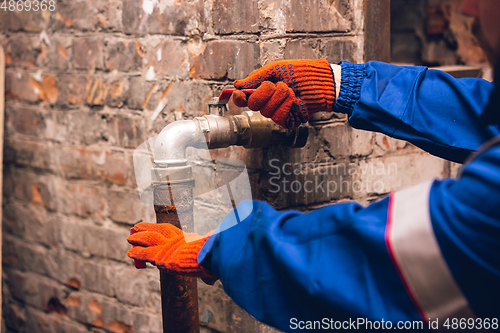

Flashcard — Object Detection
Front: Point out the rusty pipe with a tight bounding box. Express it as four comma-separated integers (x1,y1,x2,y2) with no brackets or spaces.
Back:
154,180,198,333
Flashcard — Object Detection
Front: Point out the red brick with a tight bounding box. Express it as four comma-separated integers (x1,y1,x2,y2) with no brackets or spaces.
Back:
122,0,206,36
3,35,45,69
113,267,160,307
203,145,265,171
150,80,212,120
33,179,57,211
448,1,488,64
2,236,20,269
56,74,88,108
3,302,26,331
5,70,39,103
105,78,130,108
57,182,109,221
4,138,54,171
372,133,415,157
31,74,58,103
2,200,25,240
260,41,283,65
41,109,110,145
52,0,122,31
283,0,351,32
108,190,156,225
0,8,49,32
105,39,143,72
24,307,89,333
91,149,131,185
323,38,361,64
82,76,133,108
191,40,260,80
312,122,353,158
125,76,150,110
83,75,109,106
108,113,147,148
284,39,320,60
144,39,189,79
213,0,259,34
3,235,53,276
3,167,33,209
58,218,131,263
3,169,57,213
55,146,92,179
94,0,124,31
5,103,44,137
61,290,158,331
61,291,103,327
350,153,447,199
48,35,72,71
57,73,130,110
5,71,58,104
72,37,104,70
55,146,132,185
2,200,57,248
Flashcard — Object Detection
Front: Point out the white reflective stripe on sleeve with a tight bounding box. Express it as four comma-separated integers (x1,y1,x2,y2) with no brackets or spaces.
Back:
386,180,476,322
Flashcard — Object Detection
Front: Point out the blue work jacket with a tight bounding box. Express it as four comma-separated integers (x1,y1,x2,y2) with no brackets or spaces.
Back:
198,61,500,332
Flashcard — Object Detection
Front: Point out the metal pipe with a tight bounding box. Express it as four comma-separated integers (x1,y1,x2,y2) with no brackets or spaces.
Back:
364,0,391,62
154,181,198,333
154,111,308,166
153,109,308,333
154,120,205,166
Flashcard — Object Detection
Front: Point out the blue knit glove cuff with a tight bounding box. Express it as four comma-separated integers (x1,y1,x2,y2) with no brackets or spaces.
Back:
334,61,366,116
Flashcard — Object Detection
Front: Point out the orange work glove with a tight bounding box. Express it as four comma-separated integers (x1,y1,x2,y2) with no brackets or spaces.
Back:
127,222,218,285
232,59,336,129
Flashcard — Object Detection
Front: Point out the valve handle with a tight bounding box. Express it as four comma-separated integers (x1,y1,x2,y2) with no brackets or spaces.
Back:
218,89,256,105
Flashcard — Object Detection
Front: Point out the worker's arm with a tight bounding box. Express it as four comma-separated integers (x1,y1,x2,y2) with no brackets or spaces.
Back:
198,145,500,332
337,61,499,163
233,60,498,163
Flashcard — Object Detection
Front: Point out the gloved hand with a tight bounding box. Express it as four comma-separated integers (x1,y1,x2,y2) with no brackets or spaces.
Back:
127,222,218,285
232,59,336,129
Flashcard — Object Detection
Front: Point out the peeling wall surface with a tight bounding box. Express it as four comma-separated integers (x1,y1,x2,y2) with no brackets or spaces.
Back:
0,1,457,332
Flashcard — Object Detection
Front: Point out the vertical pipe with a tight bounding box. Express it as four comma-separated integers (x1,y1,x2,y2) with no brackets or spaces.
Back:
364,0,391,62
0,45,5,324
154,181,200,333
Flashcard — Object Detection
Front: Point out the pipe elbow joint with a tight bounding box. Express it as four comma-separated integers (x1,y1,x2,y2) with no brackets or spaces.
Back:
153,112,308,166
154,120,204,166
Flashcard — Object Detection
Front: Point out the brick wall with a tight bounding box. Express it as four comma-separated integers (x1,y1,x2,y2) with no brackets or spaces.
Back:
1,1,453,332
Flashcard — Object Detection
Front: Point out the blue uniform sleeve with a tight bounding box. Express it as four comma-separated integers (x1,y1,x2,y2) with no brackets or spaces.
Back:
335,61,499,163
430,145,500,320
198,146,500,332
198,198,424,332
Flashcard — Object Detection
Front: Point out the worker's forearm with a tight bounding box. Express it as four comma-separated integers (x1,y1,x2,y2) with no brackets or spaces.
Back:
336,61,498,163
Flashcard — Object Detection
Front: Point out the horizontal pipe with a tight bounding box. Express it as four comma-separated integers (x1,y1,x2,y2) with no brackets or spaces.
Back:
154,112,308,165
